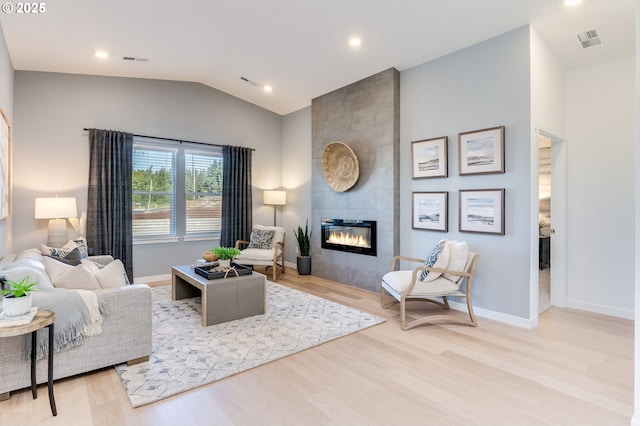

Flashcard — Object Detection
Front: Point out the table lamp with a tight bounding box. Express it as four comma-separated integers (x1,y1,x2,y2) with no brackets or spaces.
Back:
35,197,78,247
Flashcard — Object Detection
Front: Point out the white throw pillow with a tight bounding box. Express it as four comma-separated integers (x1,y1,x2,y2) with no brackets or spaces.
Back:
42,256,75,282
444,240,469,282
81,258,129,289
52,264,101,290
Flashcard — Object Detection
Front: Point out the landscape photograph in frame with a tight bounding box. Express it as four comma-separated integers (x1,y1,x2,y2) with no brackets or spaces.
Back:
412,136,447,178
412,191,448,231
458,126,504,175
459,188,504,235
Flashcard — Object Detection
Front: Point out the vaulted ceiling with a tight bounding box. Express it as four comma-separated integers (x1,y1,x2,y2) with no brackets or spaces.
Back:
0,0,634,115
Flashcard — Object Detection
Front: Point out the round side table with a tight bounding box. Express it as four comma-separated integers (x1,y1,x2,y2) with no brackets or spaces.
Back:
0,309,57,416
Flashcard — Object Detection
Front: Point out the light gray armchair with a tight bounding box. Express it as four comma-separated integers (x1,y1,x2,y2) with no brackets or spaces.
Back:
235,225,286,281
381,240,479,330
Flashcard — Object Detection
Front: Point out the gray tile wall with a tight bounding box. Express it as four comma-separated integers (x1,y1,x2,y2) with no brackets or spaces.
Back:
311,68,399,292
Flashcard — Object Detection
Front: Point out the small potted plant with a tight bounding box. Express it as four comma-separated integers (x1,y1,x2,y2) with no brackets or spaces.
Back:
294,220,312,275
213,246,241,268
1,276,38,316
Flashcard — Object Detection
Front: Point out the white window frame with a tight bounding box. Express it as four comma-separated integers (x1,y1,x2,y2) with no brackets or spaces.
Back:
132,138,223,243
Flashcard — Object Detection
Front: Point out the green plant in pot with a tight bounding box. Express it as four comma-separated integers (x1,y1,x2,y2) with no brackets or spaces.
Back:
1,276,38,317
294,220,312,275
213,246,241,268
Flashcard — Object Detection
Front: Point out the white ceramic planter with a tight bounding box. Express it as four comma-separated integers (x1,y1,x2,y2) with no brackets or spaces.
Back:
2,294,32,316
218,259,231,268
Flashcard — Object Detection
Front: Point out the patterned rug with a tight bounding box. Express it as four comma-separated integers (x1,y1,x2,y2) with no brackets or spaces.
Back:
115,283,385,407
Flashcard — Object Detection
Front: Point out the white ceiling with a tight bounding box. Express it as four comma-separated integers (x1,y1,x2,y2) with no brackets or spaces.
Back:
0,0,634,115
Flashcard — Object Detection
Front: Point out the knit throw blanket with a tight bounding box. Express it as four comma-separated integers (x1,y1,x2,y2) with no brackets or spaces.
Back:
29,288,107,359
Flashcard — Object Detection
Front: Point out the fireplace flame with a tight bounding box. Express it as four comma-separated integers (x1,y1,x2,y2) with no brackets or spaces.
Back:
327,231,370,248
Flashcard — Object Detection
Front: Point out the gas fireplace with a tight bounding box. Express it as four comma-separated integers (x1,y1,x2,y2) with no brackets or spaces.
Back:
321,218,377,256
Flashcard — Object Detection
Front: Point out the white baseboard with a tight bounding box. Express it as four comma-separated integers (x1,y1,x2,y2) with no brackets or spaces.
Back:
448,300,537,329
567,299,634,320
134,273,171,284
132,270,539,329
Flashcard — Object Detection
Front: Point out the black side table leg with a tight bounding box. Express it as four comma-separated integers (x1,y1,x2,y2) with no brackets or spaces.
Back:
30,331,37,399
47,323,57,416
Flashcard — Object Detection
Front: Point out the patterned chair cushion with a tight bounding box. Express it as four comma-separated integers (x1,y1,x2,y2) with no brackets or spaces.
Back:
248,229,276,249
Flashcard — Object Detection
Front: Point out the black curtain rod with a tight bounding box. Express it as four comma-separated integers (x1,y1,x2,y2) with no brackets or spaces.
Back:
82,128,255,151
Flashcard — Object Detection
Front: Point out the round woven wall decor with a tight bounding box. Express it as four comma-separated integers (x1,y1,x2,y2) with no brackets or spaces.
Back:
321,141,359,192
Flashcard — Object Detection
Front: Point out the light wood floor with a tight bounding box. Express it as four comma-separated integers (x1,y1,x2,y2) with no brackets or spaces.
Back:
0,268,633,425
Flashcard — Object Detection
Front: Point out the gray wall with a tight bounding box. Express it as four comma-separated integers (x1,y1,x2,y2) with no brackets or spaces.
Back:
311,68,400,292
12,72,283,279
400,27,532,319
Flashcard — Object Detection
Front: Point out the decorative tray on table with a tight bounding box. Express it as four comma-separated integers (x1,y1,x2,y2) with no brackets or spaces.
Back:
194,263,252,280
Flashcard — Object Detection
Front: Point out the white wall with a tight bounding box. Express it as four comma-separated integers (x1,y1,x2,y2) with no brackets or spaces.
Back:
565,56,635,319
0,24,12,258
400,26,533,322
281,106,312,265
529,27,567,321
634,4,640,425
12,72,282,278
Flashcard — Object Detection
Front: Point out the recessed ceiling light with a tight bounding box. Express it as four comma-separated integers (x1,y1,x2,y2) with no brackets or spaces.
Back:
349,37,362,47
564,0,582,6
263,85,273,93
93,50,109,59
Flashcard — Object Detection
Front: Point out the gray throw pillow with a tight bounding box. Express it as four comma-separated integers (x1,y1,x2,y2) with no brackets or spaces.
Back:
47,247,87,266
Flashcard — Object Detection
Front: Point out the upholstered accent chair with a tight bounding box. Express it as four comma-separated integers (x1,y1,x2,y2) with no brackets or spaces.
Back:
234,225,286,281
381,240,479,330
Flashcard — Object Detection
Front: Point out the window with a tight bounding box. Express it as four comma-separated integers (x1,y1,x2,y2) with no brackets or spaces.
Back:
184,151,223,235
132,140,223,241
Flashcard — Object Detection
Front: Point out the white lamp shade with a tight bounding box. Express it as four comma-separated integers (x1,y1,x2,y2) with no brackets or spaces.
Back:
35,197,78,219
263,190,286,206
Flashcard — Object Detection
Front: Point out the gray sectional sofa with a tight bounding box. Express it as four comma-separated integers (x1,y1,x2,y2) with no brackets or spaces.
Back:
0,249,152,400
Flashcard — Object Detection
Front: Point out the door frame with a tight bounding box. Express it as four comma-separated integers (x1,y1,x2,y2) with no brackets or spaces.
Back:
530,128,568,323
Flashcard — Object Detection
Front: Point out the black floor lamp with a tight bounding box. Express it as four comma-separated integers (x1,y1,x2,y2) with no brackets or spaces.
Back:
263,190,286,226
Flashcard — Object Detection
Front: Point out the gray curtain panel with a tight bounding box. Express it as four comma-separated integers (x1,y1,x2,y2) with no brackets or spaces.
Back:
220,145,253,247
86,129,134,280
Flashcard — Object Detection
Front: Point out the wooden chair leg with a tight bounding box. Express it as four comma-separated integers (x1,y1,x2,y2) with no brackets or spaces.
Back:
280,252,286,275
400,298,408,331
467,296,477,326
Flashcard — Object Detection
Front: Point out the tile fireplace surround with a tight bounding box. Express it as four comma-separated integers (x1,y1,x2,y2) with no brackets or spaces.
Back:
311,68,399,292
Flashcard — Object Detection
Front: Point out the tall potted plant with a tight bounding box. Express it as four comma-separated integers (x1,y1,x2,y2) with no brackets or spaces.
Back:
294,219,312,275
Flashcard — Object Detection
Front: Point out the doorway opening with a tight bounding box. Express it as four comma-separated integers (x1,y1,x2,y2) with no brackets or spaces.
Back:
533,128,567,321
538,136,552,313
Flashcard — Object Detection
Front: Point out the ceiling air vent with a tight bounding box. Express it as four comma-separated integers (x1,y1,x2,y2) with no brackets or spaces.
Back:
240,76,258,86
122,56,149,62
577,29,602,48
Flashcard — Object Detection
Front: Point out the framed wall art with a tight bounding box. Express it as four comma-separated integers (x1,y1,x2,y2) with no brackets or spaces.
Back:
458,126,504,175
459,189,504,235
412,136,447,178
412,191,448,232
0,109,10,219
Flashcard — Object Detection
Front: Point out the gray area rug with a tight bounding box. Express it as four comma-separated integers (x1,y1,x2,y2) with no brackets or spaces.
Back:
116,283,385,407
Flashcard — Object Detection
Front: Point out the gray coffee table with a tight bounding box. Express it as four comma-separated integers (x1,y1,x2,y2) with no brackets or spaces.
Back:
171,265,266,327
